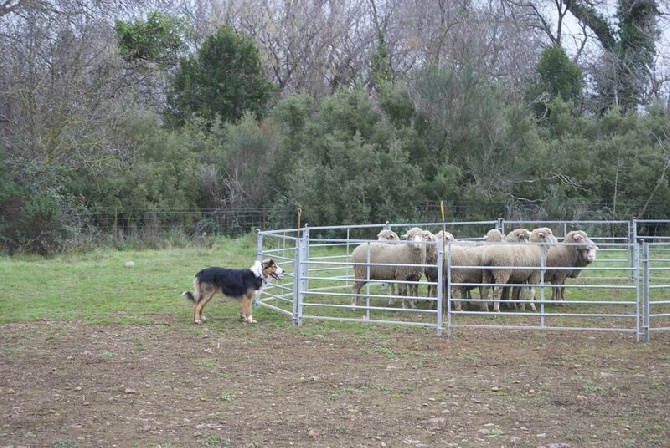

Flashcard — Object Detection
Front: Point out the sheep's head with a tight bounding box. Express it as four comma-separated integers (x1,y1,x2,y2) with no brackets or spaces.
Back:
580,240,598,264
484,229,504,242
377,229,399,241
422,230,437,242
530,227,554,243
402,227,426,245
506,228,531,243
565,231,597,262
435,230,455,242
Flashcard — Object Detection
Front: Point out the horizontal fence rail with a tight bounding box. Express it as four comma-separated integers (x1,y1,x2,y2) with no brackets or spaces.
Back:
256,220,670,341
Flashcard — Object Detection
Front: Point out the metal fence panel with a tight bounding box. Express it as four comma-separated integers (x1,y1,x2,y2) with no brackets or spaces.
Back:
256,221,670,341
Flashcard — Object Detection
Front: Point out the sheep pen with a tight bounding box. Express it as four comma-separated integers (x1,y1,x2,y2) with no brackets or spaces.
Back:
255,219,668,343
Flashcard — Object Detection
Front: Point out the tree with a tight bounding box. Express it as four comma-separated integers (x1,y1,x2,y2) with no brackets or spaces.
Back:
115,11,190,67
528,44,584,116
370,32,394,89
537,45,584,102
166,25,277,127
505,0,662,111
270,88,423,225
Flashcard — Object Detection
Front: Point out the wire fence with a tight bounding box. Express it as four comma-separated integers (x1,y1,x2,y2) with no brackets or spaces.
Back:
56,203,670,248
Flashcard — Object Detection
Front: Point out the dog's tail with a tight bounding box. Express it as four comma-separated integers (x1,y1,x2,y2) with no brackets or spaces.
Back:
182,291,195,302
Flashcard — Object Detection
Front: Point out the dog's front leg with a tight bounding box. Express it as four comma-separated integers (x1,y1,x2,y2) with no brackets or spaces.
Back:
239,294,257,324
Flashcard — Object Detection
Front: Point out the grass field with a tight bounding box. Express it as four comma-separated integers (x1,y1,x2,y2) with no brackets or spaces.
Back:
0,235,268,325
1,237,669,447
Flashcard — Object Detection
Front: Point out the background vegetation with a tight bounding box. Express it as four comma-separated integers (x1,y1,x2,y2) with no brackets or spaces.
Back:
2,0,670,254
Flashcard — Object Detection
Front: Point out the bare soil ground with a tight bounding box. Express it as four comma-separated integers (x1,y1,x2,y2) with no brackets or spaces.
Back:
1,316,669,448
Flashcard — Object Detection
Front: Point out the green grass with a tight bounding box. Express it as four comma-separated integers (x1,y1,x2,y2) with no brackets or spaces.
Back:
2,238,669,332
0,236,263,324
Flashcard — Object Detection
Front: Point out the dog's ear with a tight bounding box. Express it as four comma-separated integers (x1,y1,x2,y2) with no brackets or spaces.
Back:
263,258,274,267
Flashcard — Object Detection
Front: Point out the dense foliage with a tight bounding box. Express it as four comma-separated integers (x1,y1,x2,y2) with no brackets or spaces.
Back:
1,3,669,253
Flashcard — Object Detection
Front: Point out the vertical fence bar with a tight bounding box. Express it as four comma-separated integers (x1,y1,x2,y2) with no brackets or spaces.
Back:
631,240,646,342
436,240,444,336
446,242,453,337
296,226,311,326
292,237,302,326
630,218,638,282
642,241,651,342
255,230,264,307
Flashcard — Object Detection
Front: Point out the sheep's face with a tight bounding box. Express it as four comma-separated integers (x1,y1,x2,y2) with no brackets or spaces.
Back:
436,230,454,242
377,229,399,241
507,228,531,243
565,231,596,260
530,228,553,243
402,228,426,246
484,229,504,242
422,230,436,242
580,240,598,264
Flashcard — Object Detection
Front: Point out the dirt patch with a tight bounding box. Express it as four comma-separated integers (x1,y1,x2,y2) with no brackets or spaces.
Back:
1,317,669,448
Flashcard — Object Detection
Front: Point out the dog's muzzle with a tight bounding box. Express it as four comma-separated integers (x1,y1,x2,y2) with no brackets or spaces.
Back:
271,267,284,280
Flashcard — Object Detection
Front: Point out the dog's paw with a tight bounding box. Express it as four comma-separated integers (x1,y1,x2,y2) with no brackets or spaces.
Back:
194,320,201,325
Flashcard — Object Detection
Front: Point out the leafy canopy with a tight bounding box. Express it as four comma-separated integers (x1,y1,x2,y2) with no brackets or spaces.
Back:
115,11,190,66
167,25,277,128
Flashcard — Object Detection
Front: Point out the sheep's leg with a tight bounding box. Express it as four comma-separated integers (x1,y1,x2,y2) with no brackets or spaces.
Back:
352,281,365,306
397,284,413,309
492,286,503,312
479,284,492,312
453,287,463,311
387,283,397,306
477,286,488,311
409,281,419,309
511,286,527,311
482,273,504,312
553,275,569,302
528,286,537,311
491,273,509,312
427,281,436,299
479,274,493,312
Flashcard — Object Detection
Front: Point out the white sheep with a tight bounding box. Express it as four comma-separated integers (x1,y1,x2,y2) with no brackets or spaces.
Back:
495,227,535,309
505,227,559,305
434,231,493,311
351,227,427,308
422,230,440,298
482,229,596,312
480,228,552,312
543,231,597,301
376,228,401,296
442,240,489,311
525,227,597,301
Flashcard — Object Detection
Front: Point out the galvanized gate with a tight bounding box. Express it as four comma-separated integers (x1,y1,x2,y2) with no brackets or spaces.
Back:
256,220,670,342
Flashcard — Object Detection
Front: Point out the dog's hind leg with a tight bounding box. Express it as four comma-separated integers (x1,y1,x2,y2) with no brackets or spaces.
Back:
239,292,257,324
194,288,216,324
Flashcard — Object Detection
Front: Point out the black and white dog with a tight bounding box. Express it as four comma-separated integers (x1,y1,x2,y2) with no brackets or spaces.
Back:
182,259,283,324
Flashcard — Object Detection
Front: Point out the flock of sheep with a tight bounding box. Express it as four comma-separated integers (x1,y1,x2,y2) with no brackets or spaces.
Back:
350,226,598,312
